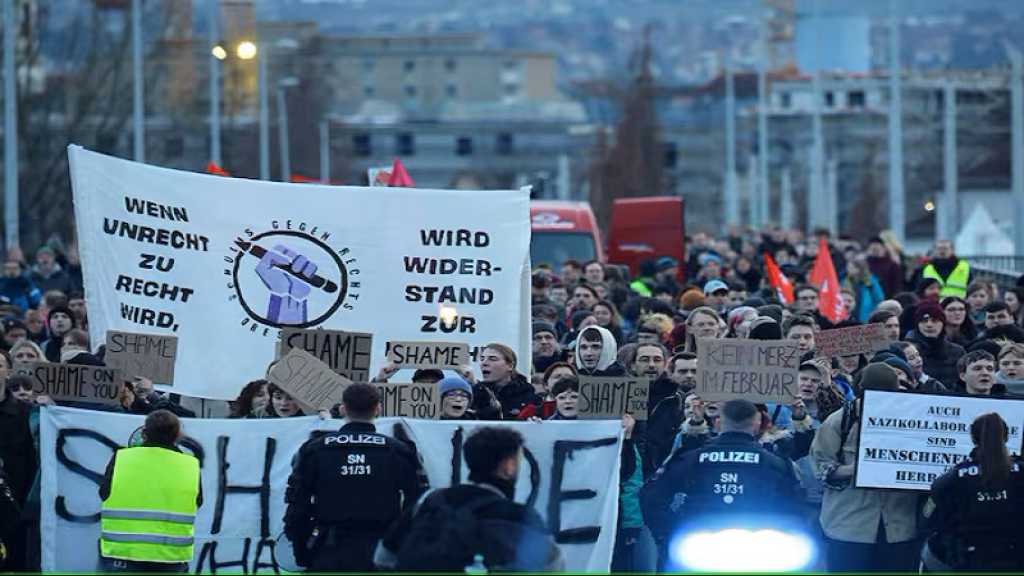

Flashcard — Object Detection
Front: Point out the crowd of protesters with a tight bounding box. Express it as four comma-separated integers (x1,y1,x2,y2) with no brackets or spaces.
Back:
2,226,1024,572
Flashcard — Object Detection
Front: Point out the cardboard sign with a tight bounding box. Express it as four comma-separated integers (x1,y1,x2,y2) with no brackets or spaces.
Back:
855,390,1024,491
386,341,469,370
280,328,373,381
104,330,178,385
577,376,650,420
14,362,124,406
814,323,890,359
374,383,441,419
268,348,351,412
696,338,801,404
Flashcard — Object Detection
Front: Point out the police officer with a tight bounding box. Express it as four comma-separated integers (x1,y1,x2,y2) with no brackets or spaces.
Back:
922,412,1024,571
284,383,422,571
640,399,804,570
98,410,201,573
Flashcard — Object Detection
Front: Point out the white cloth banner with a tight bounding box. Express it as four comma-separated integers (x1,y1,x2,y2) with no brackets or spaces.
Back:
40,407,622,572
70,146,532,400
855,390,1024,490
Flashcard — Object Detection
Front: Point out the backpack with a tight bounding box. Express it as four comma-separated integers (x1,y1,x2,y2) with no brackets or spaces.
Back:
396,490,558,572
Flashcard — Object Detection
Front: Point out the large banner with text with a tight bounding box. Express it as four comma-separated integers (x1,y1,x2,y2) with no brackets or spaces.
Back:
70,146,531,400
40,407,621,572
855,390,1024,490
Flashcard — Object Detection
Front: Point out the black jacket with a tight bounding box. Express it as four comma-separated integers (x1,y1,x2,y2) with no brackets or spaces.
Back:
906,331,966,390
99,443,203,506
0,397,35,505
576,361,628,378
481,374,540,420
284,422,422,549
640,431,804,541
925,454,1024,569
643,375,688,476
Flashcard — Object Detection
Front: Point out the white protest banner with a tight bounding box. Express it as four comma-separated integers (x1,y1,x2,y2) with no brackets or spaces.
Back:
855,390,1024,490
386,340,469,370
105,330,178,385
70,147,531,400
41,406,620,572
696,338,801,404
814,323,890,359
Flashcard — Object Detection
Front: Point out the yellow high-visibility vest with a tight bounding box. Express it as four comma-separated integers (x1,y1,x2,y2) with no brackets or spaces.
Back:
100,446,199,564
922,260,970,298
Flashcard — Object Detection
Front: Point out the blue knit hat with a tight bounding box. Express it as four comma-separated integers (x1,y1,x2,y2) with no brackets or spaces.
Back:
437,376,473,399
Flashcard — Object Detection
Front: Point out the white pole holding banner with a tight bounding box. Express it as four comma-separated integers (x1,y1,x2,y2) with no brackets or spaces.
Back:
319,120,329,184
940,80,957,242
888,9,906,244
3,0,17,250
1010,47,1024,256
208,0,221,166
258,43,270,181
808,0,824,233
131,0,145,162
725,56,738,227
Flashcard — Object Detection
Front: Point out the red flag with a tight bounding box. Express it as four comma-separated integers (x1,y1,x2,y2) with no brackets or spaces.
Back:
290,173,320,183
808,237,847,323
387,158,415,187
763,252,794,304
205,161,230,177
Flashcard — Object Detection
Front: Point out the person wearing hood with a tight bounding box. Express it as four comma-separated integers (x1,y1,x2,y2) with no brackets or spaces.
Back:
996,343,1024,396
575,325,627,377
42,306,75,363
531,322,562,375
811,363,921,572
915,240,971,299
437,376,475,421
906,301,965,389
890,341,946,394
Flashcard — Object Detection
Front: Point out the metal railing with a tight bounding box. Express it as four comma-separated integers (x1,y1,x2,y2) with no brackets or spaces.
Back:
965,256,1023,291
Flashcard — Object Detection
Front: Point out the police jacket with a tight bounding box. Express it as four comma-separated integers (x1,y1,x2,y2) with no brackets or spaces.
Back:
284,421,422,543
924,454,1024,570
640,431,804,541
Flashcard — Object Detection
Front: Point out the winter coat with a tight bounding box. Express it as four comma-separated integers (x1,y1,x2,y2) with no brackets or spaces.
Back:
29,264,74,295
0,396,36,504
0,275,41,311
906,331,966,390
481,373,539,420
866,255,903,298
847,275,885,323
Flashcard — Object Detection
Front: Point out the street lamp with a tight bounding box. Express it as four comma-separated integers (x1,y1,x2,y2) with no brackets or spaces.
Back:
236,40,257,60
211,45,228,60
277,77,299,182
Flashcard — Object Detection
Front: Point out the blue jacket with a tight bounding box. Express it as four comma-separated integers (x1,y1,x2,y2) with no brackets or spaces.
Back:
848,275,885,323
0,275,41,311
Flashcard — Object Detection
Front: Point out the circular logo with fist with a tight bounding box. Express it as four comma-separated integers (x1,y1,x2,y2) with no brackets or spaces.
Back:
229,227,355,329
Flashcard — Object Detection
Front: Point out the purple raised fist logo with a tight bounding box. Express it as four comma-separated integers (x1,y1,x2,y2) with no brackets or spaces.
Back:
255,244,317,325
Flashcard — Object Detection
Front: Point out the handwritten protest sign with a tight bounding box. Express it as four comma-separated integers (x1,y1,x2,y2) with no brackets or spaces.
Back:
696,338,801,404
856,390,1024,490
386,341,469,370
375,383,441,418
280,328,373,381
268,348,351,412
14,362,124,406
815,323,890,359
577,376,650,420
105,330,178,385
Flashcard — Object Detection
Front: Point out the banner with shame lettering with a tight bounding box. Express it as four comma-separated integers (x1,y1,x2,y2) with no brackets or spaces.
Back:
855,390,1024,490
40,406,621,572
70,147,531,400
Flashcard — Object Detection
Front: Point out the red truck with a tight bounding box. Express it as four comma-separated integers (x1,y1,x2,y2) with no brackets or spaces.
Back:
607,197,686,278
529,201,604,270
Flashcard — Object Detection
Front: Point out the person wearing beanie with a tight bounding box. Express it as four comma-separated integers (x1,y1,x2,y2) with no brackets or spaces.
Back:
882,356,914,388
532,321,562,374
437,376,475,420
811,362,920,572
654,256,680,298
43,305,77,362
906,300,965,389
756,304,785,325
748,316,783,341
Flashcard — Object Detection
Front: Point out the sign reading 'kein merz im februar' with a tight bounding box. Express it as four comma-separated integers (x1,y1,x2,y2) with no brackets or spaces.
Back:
577,377,650,420
855,390,1024,491
696,338,801,404
14,362,125,406
814,323,890,359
